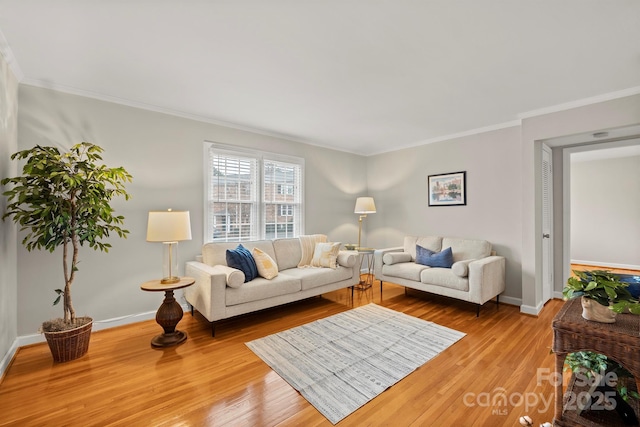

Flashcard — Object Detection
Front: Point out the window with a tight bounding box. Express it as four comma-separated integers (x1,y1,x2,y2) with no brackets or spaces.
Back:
279,204,293,216
205,143,304,242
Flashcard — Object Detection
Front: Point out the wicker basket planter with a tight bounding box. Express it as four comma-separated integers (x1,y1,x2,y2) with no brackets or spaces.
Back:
44,319,93,363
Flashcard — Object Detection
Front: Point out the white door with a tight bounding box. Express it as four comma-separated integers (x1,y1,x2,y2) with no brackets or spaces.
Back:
542,144,553,304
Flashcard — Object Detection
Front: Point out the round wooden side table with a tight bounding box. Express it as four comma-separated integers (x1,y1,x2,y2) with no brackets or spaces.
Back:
140,276,195,348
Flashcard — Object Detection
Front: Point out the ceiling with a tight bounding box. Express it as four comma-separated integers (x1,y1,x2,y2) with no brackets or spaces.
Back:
1,1,639,156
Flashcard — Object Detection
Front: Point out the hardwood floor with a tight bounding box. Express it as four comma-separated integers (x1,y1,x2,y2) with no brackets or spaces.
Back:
0,280,564,426
570,263,640,276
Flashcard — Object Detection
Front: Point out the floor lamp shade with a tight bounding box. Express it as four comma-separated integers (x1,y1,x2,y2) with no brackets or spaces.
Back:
147,210,192,284
354,197,376,214
354,197,376,249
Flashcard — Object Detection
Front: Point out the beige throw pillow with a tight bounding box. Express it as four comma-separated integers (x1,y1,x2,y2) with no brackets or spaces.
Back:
252,247,279,280
298,234,328,267
310,242,341,269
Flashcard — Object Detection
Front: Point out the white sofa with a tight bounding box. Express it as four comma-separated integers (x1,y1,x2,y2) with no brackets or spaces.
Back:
185,237,360,335
374,236,505,315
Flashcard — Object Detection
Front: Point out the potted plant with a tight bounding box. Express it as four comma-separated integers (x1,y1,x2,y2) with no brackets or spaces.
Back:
564,351,639,423
563,270,640,323
1,142,132,362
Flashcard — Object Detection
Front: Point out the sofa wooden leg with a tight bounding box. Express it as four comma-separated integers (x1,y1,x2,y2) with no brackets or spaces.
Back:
477,304,481,317
211,322,216,337
190,304,194,316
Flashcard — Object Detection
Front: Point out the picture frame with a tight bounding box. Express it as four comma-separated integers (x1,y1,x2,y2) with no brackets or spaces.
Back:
428,171,466,206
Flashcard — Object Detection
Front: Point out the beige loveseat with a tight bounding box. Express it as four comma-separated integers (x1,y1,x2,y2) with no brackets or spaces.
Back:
185,236,360,335
374,236,505,315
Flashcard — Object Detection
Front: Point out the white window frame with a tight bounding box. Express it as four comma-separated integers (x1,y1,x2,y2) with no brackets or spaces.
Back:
279,204,293,217
204,142,305,242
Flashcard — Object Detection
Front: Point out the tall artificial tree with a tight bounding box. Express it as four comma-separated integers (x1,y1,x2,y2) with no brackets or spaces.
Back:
2,142,132,329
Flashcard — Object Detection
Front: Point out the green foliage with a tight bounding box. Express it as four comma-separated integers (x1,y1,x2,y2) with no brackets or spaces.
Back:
565,351,640,402
1,142,132,325
563,270,640,314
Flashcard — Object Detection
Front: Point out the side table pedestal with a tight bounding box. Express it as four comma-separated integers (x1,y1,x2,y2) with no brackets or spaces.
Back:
141,277,195,348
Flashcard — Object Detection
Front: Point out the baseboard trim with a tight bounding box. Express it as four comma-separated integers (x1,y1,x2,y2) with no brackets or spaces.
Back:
0,339,19,383
520,301,545,316
497,295,521,307
2,303,190,379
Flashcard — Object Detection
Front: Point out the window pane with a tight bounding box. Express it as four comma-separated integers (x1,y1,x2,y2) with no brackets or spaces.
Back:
208,149,257,241
206,143,303,242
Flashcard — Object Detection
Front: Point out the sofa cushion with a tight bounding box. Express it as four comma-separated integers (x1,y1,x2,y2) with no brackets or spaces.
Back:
226,244,258,282
421,268,469,292
451,259,476,278
383,252,412,265
225,274,302,306
382,262,429,281
281,266,353,291
252,247,279,280
416,246,454,268
442,237,491,263
273,238,302,270
310,242,341,269
298,234,328,267
404,236,442,261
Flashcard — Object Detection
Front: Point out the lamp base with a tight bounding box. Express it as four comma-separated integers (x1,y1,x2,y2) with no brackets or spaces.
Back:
160,276,180,284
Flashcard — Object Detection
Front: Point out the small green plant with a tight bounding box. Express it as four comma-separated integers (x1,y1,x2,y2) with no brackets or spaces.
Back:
563,270,640,314
565,351,639,402
2,142,132,330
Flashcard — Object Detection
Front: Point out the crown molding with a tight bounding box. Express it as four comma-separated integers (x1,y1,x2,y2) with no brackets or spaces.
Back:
19,78,367,156
367,120,523,156
518,86,640,119
15,77,640,158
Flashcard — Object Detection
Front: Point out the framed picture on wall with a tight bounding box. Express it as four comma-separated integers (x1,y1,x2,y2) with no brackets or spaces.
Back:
428,171,466,206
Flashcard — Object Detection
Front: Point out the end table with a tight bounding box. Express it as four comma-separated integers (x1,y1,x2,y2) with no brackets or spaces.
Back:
355,248,375,290
141,276,195,348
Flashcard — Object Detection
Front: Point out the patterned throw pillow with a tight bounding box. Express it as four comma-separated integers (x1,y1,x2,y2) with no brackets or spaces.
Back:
416,245,454,268
310,242,341,269
226,244,258,282
252,247,279,279
298,234,328,267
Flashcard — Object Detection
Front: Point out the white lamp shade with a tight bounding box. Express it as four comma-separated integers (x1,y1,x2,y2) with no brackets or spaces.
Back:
354,197,376,214
146,210,192,242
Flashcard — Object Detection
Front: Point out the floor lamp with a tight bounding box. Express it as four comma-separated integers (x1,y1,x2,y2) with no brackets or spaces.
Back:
354,197,376,250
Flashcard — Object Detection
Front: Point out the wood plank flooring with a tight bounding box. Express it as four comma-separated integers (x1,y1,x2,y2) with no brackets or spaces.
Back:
1,280,564,426
570,263,640,276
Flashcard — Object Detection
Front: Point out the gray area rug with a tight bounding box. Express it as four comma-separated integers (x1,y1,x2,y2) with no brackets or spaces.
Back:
246,303,465,424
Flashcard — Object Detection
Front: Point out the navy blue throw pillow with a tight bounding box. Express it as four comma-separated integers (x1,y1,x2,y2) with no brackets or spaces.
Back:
416,245,454,268
226,244,258,282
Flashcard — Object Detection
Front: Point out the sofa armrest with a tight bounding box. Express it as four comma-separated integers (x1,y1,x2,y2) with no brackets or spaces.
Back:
184,261,229,322
374,247,404,279
467,256,506,305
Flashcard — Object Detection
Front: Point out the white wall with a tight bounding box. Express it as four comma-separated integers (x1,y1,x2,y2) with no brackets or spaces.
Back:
0,50,19,369
9,83,640,339
15,85,367,336
521,94,640,313
571,155,640,268
365,126,523,301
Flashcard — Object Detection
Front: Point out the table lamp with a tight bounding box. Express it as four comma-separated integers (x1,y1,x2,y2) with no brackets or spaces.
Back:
146,209,192,284
354,197,376,250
